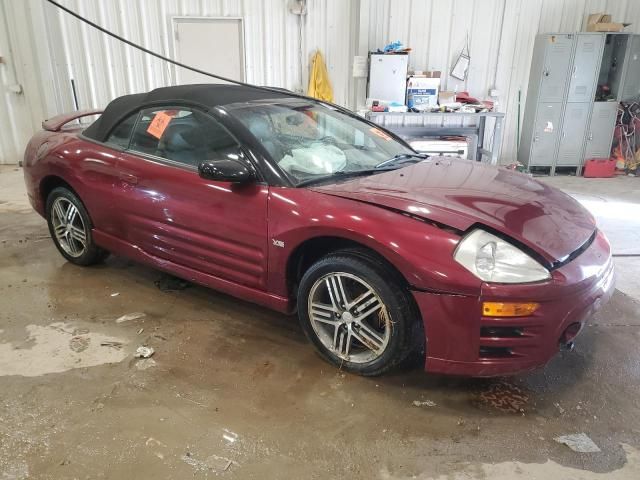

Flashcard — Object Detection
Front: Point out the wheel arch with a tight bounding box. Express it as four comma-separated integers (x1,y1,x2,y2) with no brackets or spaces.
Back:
40,175,78,209
289,234,427,370
285,235,411,300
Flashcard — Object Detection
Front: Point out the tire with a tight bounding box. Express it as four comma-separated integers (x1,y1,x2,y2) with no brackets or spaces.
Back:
297,249,422,376
46,187,109,266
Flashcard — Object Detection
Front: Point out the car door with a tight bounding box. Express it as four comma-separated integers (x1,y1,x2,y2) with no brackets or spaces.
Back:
114,106,269,290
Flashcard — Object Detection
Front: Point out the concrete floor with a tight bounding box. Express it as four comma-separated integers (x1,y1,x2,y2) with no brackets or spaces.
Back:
1,165,639,479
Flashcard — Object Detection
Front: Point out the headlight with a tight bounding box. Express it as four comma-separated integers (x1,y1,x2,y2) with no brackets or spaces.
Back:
454,229,551,283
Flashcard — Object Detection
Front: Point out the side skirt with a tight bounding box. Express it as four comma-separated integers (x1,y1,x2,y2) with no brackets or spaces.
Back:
93,230,292,314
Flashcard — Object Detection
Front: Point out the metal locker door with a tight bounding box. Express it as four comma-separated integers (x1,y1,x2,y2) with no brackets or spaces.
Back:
585,102,618,159
539,35,574,103
568,35,604,102
621,35,640,100
530,103,563,166
556,103,590,166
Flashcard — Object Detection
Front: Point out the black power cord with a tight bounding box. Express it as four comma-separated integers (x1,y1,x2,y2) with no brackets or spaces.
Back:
43,0,415,148
44,0,313,102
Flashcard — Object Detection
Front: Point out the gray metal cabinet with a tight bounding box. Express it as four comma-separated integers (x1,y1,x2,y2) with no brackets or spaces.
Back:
584,102,618,159
539,35,574,103
520,32,638,174
518,34,574,169
557,102,591,165
530,103,563,166
622,35,640,100
568,35,604,103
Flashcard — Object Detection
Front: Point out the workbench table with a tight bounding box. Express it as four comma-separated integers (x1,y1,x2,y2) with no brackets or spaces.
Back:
365,111,505,165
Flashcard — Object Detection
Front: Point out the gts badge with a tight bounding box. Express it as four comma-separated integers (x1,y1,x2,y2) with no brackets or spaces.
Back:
272,239,285,248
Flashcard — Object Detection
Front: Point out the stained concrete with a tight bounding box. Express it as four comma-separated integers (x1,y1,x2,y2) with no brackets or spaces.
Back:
1,165,639,479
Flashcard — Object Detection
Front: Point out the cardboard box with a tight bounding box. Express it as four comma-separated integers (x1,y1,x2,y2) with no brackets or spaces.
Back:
438,90,456,105
586,13,630,32
410,70,441,78
406,72,440,110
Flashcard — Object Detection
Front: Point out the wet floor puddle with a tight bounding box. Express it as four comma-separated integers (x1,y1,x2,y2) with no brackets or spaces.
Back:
0,322,129,377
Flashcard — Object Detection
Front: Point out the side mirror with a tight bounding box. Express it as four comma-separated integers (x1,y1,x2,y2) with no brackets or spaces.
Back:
198,158,255,184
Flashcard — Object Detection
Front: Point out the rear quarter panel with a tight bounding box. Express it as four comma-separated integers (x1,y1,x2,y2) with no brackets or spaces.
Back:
23,130,62,215
23,131,121,233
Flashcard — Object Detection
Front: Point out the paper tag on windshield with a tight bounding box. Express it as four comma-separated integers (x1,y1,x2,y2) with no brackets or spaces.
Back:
370,127,392,141
147,111,174,139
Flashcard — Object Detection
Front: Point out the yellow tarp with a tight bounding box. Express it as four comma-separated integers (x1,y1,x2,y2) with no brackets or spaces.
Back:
307,51,334,102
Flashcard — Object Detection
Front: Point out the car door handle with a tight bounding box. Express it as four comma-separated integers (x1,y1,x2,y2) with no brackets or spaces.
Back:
119,172,138,184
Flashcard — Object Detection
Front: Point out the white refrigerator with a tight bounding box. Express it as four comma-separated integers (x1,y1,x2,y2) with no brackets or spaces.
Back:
367,53,409,104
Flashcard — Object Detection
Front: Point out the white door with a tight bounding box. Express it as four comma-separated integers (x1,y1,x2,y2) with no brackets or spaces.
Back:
172,17,245,85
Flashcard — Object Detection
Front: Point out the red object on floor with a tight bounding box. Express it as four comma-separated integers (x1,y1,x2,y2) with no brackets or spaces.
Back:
583,158,616,178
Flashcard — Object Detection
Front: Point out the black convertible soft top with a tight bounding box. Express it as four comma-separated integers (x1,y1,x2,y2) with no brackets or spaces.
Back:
83,84,290,142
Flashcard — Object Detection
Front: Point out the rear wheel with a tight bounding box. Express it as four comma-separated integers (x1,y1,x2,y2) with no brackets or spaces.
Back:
46,187,108,265
297,250,420,376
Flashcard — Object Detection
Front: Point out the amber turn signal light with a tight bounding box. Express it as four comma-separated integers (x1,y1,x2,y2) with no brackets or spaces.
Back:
482,302,539,317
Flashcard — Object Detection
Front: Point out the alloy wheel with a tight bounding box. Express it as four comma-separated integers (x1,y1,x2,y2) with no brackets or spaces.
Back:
51,197,87,258
308,272,391,363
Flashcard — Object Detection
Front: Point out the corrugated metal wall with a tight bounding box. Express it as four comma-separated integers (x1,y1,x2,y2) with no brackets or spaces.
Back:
499,0,640,162
361,0,640,162
0,0,356,164
2,0,640,164
35,0,356,114
0,0,41,166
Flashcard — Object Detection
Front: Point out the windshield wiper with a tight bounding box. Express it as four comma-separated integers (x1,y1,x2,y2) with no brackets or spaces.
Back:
296,158,422,188
296,169,384,188
375,153,427,169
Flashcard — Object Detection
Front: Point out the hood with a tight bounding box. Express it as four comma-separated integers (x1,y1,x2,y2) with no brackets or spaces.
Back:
311,158,596,263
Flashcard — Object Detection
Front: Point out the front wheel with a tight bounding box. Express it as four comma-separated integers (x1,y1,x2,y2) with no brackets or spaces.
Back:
297,250,420,376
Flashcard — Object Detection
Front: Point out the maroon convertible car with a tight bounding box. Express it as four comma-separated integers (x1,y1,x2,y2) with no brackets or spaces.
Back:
23,85,615,377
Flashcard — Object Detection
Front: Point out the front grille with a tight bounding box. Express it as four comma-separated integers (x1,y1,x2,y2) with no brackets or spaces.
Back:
480,326,524,338
479,346,514,358
479,311,543,361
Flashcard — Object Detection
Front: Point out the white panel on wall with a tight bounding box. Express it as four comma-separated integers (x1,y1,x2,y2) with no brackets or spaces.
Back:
172,17,246,84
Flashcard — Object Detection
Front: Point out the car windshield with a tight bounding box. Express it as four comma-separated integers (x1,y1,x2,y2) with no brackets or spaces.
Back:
227,100,415,185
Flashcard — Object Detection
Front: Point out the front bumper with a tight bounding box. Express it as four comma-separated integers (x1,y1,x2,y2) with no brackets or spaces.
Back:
413,230,615,377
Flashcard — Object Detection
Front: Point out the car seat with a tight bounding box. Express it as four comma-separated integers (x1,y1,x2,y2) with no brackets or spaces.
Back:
247,116,286,162
158,123,201,166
